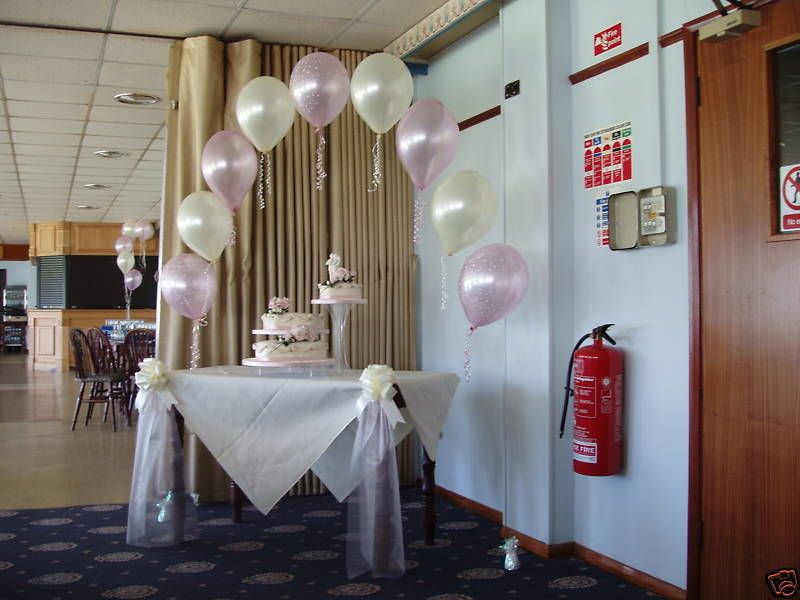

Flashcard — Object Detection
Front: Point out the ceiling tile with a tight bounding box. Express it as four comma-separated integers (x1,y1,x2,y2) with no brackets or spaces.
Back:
98,61,166,90
225,9,347,45
148,139,165,151
327,21,400,51
0,143,12,154
14,144,78,157
176,0,240,6
0,0,114,29
137,161,162,170
0,131,9,144
79,146,142,160
6,100,88,120
17,165,74,175
112,0,234,38
12,131,81,146
76,167,136,177
92,86,165,109
104,34,173,66
3,80,94,104
9,117,85,134
82,135,150,150
243,0,369,19
15,155,76,167
85,121,161,138
0,26,104,60
89,105,165,125
361,0,446,29
141,150,163,161
0,55,98,85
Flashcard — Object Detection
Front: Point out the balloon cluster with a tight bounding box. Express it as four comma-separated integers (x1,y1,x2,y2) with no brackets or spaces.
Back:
115,219,155,319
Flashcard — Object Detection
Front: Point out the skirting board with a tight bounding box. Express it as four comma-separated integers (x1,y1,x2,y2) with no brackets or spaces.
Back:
435,485,686,599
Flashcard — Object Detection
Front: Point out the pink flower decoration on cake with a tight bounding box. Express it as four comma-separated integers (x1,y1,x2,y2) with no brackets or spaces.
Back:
269,296,290,312
290,325,314,342
332,267,349,282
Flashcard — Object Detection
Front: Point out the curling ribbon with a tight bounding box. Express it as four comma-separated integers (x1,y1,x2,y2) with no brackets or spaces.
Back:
367,133,383,193
257,152,265,210
440,255,448,311
227,225,237,247
140,239,147,270
124,285,132,321
315,128,327,191
413,193,426,244
464,326,475,383
189,317,208,370
264,151,272,199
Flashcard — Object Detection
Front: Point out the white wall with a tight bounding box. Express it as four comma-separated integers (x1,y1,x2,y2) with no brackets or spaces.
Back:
0,260,36,307
415,0,720,590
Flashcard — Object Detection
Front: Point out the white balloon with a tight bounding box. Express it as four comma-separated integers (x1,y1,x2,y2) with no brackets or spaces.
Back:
116,251,135,274
177,191,233,263
133,219,155,241
350,53,413,134
236,76,296,153
121,219,138,238
431,170,497,256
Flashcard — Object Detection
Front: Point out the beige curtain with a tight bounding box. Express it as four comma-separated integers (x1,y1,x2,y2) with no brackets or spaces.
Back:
160,37,417,502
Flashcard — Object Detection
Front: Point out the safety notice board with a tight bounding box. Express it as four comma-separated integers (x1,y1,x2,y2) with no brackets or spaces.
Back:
780,163,800,232
583,121,632,190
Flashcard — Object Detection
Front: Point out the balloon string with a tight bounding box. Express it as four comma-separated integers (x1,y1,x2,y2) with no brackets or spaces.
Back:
440,255,448,311
464,327,474,383
124,286,131,321
258,152,265,210
315,129,327,191
265,151,273,199
190,320,200,370
140,240,146,270
413,193,426,244
228,224,237,247
367,133,382,193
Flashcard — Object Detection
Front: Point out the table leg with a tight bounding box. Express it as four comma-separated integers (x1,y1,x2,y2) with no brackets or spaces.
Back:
230,481,243,523
422,449,436,545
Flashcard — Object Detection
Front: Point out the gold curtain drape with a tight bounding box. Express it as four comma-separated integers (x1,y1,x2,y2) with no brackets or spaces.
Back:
160,37,417,502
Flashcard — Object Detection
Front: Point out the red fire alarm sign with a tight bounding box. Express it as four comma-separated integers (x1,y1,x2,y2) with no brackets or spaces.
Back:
594,23,622,56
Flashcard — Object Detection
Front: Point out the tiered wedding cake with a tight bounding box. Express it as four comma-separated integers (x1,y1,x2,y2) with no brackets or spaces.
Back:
246,296,330,365
318,253,363,300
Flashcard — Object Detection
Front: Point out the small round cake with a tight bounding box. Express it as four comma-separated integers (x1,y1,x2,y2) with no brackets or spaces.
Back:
252,339,329,362
318,252,363,300
261,312,324,331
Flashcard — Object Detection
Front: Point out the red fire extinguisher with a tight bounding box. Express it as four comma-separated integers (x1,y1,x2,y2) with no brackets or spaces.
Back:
559,324,623,476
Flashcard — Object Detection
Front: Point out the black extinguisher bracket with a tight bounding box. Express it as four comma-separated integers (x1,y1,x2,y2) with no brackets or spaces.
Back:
558,324,615,439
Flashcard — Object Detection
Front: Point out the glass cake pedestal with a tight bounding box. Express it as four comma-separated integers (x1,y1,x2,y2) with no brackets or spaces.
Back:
311,298,368,372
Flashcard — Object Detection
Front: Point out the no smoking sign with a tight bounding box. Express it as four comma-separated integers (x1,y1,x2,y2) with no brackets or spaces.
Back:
780,164,800,232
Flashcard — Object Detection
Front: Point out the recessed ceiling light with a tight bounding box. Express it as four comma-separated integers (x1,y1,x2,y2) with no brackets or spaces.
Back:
94,150,128,158
82,183,111,190
75,205,99,210
114,92,160,105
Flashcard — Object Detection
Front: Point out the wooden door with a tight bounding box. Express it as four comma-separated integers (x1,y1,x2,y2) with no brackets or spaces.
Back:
698,1,800,598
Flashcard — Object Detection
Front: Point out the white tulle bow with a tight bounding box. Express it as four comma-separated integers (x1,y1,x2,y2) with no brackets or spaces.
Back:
135,358,177,413
356,364,405,428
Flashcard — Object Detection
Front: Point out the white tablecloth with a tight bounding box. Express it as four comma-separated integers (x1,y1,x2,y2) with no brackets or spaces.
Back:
169,366,459,515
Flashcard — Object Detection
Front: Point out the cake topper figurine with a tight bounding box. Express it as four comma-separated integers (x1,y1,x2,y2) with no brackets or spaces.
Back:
326,253,342,282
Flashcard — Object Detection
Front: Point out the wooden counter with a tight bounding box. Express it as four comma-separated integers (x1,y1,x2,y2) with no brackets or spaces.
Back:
27,308,156,372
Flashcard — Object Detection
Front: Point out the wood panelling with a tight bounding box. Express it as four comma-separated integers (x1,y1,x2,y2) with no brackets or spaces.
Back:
27,308,156,371
568,43,649,85
0,244,30,260
28,222,157,257
499,525,574,559
435,485,502,523
458,105,501,131
574,544,687,600
696,2,800,598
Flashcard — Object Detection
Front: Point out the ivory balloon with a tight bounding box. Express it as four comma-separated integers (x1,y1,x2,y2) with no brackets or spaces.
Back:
133,219,155,241
176,191,233,263
160,253,217,320
121,219,138,238
431,171,497,256
236,77,296,153
350,53,413,134
115,235,134,254
116,251,135,274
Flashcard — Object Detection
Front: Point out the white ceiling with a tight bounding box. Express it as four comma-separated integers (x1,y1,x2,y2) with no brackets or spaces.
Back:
0,0,447,243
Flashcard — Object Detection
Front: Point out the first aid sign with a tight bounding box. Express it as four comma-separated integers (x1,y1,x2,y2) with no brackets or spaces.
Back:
780,164,800,232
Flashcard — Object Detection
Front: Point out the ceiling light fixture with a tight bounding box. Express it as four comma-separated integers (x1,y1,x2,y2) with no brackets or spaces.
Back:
114,92,160,105
82,183,111,190
94,150,128,159
75,205,99,210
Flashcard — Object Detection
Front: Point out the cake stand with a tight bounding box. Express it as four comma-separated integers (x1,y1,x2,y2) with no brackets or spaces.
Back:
252,328,330,335
311,298,367,371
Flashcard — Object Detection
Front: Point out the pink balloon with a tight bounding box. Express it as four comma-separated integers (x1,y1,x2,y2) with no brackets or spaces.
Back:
160,253,217,321
115,235,134,254
458,244,528,329
289,52,349,129
133,219,155,241
201,130,258,212
124,269,143,291
396,99,459,191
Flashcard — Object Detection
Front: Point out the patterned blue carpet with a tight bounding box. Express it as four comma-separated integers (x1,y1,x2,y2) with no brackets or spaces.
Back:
0,490,660,599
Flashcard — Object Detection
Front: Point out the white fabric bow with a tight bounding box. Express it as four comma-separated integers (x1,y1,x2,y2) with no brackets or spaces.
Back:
356,364,405,428
134,358,177,413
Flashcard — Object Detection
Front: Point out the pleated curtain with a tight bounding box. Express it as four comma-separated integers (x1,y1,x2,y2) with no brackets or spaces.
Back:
160,37,417,502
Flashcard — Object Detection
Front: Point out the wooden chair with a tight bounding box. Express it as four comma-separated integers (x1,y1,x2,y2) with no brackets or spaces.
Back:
124,328,156,417
85,328,130,429
69,329,126,432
